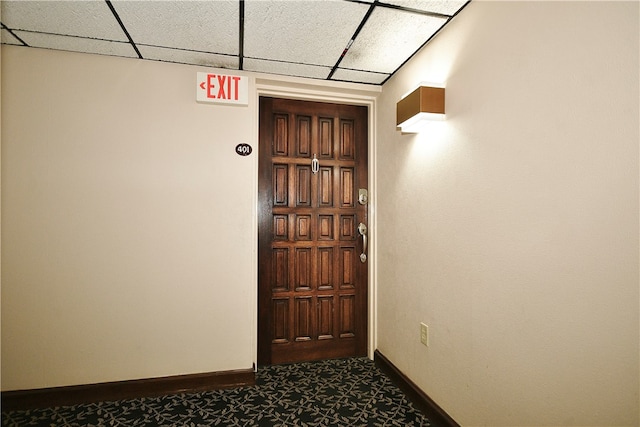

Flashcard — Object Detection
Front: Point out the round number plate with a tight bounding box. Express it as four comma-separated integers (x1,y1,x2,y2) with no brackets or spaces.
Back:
235,143,252,156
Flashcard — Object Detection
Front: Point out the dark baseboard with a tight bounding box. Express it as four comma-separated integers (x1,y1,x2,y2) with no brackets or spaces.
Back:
2,368,255,412
374,349,460,427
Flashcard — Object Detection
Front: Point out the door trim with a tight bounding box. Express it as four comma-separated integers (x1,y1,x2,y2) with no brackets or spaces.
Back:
253,78,378,366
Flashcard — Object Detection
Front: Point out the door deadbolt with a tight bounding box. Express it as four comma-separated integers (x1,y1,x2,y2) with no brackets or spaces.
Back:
358,189,368,205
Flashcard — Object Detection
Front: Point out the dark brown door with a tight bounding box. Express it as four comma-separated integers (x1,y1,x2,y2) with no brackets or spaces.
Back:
258,97,368,365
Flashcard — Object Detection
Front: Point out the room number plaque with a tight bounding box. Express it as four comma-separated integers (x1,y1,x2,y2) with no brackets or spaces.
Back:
235,143,252,156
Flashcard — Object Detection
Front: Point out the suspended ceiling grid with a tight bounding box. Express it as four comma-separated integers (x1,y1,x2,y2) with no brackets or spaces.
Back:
1,0,470,86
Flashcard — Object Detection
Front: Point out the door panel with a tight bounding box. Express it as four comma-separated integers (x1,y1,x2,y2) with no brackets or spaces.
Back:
258,97,368,365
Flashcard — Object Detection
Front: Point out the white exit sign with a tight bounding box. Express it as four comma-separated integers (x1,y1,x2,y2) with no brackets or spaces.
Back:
196,72,248,105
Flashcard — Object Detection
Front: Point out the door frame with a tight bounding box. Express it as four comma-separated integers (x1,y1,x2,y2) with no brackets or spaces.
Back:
252,78,379,367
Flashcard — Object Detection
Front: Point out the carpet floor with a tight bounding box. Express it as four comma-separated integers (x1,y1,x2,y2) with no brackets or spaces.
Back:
2,357,430,426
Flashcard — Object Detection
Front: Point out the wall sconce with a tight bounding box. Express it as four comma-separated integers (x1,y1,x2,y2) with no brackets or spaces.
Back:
396,85,445,133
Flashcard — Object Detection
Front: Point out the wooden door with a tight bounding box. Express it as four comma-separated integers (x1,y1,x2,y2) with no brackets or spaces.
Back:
258,97,368,365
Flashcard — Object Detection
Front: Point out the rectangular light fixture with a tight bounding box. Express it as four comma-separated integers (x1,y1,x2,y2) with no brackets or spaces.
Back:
396,86,445,133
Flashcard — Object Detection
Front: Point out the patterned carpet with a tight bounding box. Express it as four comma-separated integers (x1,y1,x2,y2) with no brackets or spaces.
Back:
2,357,430,426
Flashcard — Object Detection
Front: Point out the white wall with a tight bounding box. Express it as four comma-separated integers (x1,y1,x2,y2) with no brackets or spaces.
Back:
0,46,379,391
375,1,639,426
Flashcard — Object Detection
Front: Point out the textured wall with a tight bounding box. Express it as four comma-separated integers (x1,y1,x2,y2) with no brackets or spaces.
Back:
375,1,639,426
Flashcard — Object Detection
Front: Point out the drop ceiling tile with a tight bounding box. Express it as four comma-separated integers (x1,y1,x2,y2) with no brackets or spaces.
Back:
331,68,389,85
1,29,23,45
112,1,238,55
14,31,138,58
383,0,468,16
340,7,446,74
0,1,127,41
244,0,370,66
244,58,331,80
139,45,238,69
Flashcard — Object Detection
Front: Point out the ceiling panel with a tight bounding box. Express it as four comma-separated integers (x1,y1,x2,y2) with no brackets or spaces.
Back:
339,7,446,74
244,0,369,66
139,45,239,69
244,58,332,80
384,0,468,15
1,28,22,45
331,68,389,85
0,0,470,86
1,0,127,41
112,0,239,55
13,31,138,58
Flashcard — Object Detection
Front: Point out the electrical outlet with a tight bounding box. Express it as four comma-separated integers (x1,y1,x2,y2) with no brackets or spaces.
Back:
420,322,429,347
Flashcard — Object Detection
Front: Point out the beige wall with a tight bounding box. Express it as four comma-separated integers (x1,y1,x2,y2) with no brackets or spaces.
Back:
1,46,258,389
376,1,639,426
0,46,378,390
